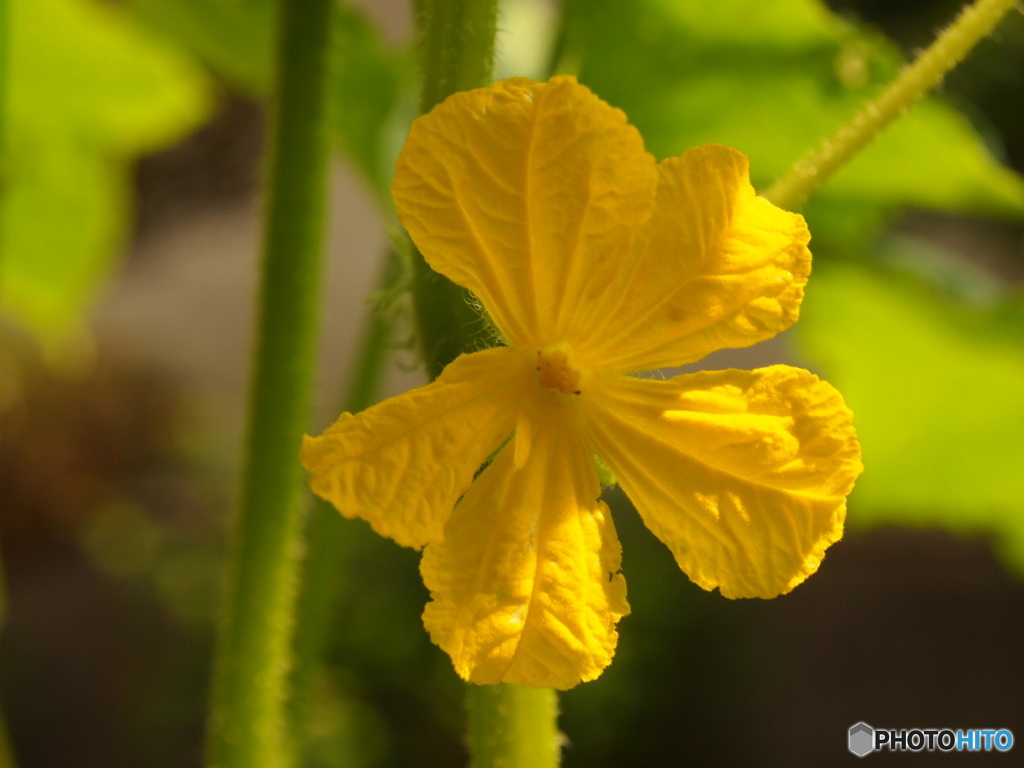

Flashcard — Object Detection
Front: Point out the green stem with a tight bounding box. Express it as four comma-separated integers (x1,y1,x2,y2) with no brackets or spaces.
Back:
204,0,333,764
415,0,498,115
336,251,405,415
286,250,402,758
410,2,562,765
764,0,1022,210
284,503,349,762
410,0,499,378
467,684,560,768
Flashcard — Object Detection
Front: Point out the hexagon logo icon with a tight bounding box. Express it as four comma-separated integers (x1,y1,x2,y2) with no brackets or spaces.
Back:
849,722,874,757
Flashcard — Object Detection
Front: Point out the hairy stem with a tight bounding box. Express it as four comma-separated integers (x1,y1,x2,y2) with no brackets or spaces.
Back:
409,0,499,377
467,684,561,768
764,0,1022,210
204,0,333,764
409,2,562,766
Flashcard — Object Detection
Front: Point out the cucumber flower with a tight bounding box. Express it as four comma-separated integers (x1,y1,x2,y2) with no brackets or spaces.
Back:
303,76,862,689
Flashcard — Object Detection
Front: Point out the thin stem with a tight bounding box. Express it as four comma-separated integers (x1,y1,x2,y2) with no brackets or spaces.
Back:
204,0,333,764
410,0,499,377
764,0,1022,210
467,684,560,768
336,251,405,415
286,250,403,758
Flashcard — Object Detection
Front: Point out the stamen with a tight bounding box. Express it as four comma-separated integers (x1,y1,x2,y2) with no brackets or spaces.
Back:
536,347,582,395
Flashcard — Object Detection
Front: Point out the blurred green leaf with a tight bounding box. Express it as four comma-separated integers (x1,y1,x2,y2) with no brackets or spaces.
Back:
125,0,274,91
126,0,412,197
572,0,1024,245
3,136,125,338
796,258,1024,570
2,0,210,343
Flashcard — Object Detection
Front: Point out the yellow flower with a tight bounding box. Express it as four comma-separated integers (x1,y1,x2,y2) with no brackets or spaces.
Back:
303,75,863,689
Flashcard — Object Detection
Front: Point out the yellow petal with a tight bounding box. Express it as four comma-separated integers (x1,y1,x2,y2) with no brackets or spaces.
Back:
588,145,810,372
586,367,862,598
392,75,657,348
301,347,527,549
420,419,629,689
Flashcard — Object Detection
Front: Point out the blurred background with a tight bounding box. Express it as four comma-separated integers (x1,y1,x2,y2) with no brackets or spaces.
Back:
1,0,1022,766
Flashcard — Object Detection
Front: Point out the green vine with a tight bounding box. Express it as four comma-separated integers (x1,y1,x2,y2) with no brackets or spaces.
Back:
204,0,333,765
765,0,1022,209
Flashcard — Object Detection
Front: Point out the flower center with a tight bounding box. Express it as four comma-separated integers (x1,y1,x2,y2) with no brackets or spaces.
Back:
536,347,582,396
